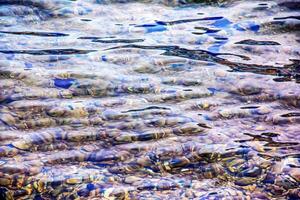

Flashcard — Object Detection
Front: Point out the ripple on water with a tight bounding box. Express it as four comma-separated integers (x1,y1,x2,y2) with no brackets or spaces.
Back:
0,0,299,199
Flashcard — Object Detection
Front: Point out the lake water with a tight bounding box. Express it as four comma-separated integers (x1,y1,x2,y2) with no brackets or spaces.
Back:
0,0,299,199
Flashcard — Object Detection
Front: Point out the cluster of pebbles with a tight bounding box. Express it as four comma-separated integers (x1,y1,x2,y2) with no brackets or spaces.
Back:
0,0,300,199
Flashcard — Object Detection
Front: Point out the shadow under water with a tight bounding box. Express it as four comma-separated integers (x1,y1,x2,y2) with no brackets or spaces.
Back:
0,0,299,199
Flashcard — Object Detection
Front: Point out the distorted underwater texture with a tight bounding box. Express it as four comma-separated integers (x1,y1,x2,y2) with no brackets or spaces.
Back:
0,0,300,199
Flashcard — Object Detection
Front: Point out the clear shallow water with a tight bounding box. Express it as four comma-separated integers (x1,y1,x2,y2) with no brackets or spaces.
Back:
0,0,299,199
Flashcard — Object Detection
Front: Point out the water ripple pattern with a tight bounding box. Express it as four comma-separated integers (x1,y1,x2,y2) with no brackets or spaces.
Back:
0,0,300,199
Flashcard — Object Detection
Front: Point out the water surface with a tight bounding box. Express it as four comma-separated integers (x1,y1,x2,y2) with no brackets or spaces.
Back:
0,0,300,199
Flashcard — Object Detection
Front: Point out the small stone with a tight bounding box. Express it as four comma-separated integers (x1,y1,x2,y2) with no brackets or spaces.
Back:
124,176,141,184
255,126,266,131
11,140,31,150
0,113,16,126
66,177,82,184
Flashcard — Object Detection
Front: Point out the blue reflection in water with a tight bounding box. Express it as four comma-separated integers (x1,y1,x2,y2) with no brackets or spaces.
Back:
54,78,77,89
